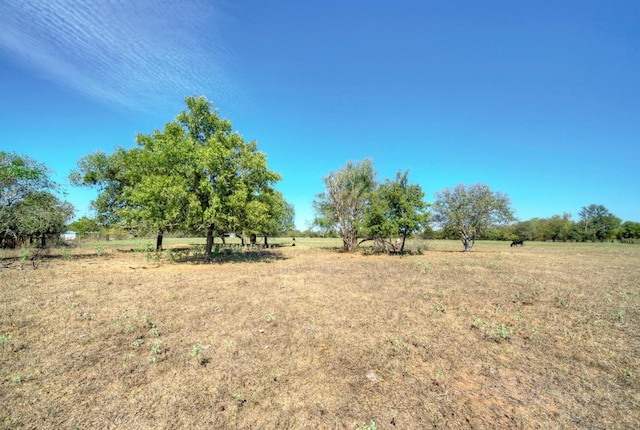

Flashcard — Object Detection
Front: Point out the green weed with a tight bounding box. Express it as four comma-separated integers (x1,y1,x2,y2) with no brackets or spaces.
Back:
124,322,137,334
356,420,377,430
135,242,153,253
19,250,29,262
486,260,502,270
433,303,447,313
416,260,430,274
1,414,20,429
141,315,160,336
190,344,210,366
489,323,514,341
232,392,246,406
472,317,486,329
148,339,162,363
190,344,203,361
524,323,538,341
11,374,31,385
0,333,13,348
471,318,514,342
191,244,205,260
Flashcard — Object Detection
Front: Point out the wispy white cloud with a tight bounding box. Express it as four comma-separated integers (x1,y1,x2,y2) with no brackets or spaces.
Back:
0,0,234,111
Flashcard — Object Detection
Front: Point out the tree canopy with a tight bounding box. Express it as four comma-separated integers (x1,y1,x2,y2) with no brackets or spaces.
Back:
363,170,429,254
619,221,640,241
313,159,376,252
71,96,287,261
578,204,621,242
314,161,430,253
432,183,515,251
1,152,73,248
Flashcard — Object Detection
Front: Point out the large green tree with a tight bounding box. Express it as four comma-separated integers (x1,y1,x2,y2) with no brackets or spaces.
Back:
175,97,282,260
72,96,284,261
313,159,376,252
433,183,515,251
363,170,429,254
578,204,621,241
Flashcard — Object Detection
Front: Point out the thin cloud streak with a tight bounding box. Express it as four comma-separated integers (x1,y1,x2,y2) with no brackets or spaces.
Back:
0,0,234,111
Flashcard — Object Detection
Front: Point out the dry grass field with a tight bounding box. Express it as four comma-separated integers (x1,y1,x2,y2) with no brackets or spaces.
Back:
1,239,639,429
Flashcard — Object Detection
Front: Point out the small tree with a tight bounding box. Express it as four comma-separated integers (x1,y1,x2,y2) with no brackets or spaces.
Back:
313,159,376,252
364,170,429,254
433,183,515,251
67,216,100,236
14,192,74,247
1,152,72,248
248,190,295,246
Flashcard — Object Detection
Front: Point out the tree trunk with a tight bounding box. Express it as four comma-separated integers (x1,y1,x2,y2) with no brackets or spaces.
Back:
400,234,407,254
343,228,358,252
156,231,163,251
40,235,46,248
204,224,214,263
264,235,269,247
461,231,473,252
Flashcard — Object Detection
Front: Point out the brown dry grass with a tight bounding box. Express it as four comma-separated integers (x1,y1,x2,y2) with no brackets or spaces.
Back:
1,240,639,429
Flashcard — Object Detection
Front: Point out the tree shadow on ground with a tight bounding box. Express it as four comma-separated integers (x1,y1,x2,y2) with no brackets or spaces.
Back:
165,244,290,264
0,244,290,268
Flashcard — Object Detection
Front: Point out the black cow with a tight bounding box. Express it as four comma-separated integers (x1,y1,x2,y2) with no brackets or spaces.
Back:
510,239,524,247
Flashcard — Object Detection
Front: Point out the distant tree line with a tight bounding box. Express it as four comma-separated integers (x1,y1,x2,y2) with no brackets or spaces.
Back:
475,205,637,243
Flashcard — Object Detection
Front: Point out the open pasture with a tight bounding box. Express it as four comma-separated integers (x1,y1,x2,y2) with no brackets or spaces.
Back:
1,240,639,429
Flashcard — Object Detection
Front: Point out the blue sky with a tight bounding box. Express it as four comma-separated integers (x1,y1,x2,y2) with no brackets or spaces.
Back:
1,1,638,229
